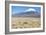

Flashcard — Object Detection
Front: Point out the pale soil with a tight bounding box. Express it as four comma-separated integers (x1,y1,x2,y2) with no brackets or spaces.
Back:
11,17,41,29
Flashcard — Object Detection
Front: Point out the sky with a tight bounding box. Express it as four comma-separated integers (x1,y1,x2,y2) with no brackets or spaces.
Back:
12,6,41,14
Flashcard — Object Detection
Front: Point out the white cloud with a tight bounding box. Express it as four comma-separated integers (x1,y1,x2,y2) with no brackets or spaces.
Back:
24,8,36,12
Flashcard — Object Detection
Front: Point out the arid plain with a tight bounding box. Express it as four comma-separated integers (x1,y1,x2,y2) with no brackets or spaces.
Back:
11,17,41,29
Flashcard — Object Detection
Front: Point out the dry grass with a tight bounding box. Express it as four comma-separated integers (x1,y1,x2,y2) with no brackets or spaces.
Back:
11,17,41,29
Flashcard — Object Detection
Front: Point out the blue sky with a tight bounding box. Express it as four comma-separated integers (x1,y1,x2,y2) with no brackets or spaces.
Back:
12,6,41,14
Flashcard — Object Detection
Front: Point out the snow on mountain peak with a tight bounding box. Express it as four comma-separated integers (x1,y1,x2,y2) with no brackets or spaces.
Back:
24,8,36,12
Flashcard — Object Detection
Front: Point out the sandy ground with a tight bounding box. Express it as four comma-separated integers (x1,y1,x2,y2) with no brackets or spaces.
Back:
11,17,41,29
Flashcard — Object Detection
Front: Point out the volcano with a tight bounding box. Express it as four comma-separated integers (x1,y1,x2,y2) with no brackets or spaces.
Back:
12,11,40,18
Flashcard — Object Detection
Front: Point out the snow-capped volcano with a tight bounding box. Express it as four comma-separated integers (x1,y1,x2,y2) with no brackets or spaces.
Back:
12,8,40,17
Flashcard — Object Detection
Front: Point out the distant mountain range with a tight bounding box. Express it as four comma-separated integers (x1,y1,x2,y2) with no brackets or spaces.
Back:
12,11,40,17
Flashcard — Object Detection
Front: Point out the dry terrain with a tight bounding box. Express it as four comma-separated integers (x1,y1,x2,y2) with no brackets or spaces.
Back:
11,17,41,29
